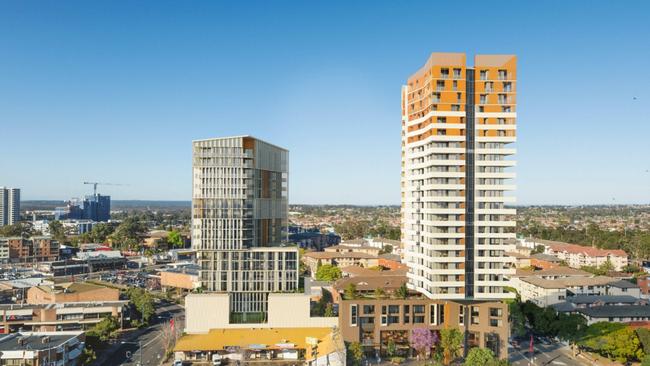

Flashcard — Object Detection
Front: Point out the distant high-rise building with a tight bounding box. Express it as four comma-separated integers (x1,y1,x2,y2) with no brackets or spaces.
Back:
0,187,20,227
82,194,111,222
401,53,517,300
192,136,298,322
64,195,110,222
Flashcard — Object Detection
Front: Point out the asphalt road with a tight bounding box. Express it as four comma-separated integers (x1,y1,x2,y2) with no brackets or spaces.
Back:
99,301,185,366
509,340,590,366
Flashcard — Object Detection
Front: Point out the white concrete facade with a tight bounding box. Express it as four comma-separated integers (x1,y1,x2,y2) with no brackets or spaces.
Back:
401,54,516,300
184,293,338,334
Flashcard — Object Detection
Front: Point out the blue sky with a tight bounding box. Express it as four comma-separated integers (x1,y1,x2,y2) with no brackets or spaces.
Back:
1,1,649,205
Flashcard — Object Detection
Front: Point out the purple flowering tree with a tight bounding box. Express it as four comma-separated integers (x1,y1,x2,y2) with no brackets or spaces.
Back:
410,328,439,358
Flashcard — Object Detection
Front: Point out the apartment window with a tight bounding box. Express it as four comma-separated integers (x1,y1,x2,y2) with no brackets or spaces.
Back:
490,318,503,327
480,70,488,80
430,304,437,325
452,80,458,90
350,304,358,326
459,306,465,326
451,105,460,111
453,68,462,78
363,305,375,314
489,308,503,317
414,305,425,314
471,306,480,325
414,315,425,324
480,94,487,104
441,68,449,78
437,80,445,90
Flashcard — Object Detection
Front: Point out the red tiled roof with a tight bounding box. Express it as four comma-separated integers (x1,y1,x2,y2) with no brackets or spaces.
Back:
535,239,627,257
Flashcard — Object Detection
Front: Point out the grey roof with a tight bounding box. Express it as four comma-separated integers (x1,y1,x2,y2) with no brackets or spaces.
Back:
379,254,401,262
578,305,650,318
531,253,562,262
0,332,82,351
568,295,641,304
551,302,576,313
609,279,639,289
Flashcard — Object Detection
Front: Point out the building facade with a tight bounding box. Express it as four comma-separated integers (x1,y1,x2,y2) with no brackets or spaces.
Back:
401,53,517,300
192,136,298,322
0,187,20,227
339,298,508,358
0,236,59,263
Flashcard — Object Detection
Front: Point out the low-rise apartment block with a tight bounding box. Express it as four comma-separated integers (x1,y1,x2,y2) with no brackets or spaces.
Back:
520,238,628,271
0,236,59,263
303,251,379,276
511,267,641,307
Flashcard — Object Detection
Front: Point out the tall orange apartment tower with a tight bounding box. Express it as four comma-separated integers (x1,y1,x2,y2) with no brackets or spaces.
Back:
401,53,516,300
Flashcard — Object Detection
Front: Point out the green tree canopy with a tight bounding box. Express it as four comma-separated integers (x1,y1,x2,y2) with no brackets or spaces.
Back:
464,347,496,366
125,288,155,326
396,282,409,299
167,230,184,248
315,264,342,281
48,220,66,243
440,328,463,365
347,342,363,366
344,283,358,300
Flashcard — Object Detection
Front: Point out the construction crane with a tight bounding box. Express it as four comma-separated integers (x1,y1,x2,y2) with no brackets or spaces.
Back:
83,181,127,196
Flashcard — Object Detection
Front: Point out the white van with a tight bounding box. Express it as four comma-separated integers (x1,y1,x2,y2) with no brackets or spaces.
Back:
212,354,222,366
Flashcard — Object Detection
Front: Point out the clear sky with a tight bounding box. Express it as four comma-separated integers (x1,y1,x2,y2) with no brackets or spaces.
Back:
1,1,649,205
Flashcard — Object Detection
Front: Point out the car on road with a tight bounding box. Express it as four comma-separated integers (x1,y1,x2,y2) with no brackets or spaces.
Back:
173,360,183,366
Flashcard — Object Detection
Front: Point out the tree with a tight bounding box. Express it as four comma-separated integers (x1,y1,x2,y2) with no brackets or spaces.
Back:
86,316,120,341
386,339,397,357
111,217,147,250
79,347,97,365
396,282,408,299
509,301,526,338
556,313,587,343
411,328,436,358
48,220,66,243
0,222,34,238
642,354,650,366
315,264,342,281
439,328,463,365
167,230,184,248
344,283,358,300
324,303,335,317
347,342,363,366
464,348,496,366
578,323,642,363
379,244,393,255
637,328,650,355
90,223,115,243
125,288,155,326
374,287,386,299
531,245,545,254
